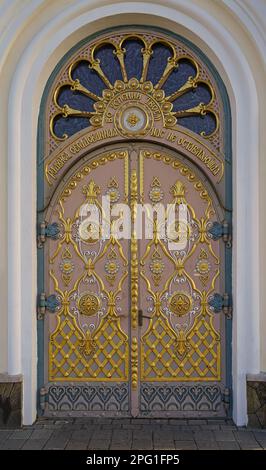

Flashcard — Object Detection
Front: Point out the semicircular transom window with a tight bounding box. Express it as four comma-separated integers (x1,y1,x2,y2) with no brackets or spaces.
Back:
47,30,223,152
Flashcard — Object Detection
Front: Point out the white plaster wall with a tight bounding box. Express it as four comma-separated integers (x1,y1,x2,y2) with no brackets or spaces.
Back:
0,0,265,425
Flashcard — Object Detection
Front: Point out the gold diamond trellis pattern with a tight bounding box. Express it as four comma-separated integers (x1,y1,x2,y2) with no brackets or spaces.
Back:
50,314,128,380
141,313,220,381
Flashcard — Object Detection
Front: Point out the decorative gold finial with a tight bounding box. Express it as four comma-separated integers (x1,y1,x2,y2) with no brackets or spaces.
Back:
82,180,100,201
170,180,186,204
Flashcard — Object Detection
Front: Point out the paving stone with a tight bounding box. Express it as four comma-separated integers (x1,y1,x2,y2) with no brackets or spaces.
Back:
30,429,53,440
112,431,132,440
200,424,220,430
66,440,88,450
180,425,201,431
0,430,12,441
154,441,175,450
111,442,132,450
154,419,169,425
3,417,265,451
50,430,72,440
95,419,110,425
207,420,226,425
169,419,188,425
175,440,197,450
22,439,48,450
131,419,151,424
115,419,131,425
154,432,174,440
173,431,194,440
71,429,91,440
9,429,33,439
193,431,215,441
234,430,257,443
0,439,26,449
44,438,69,449
188,419,207,425
196,441,219,450
133,431,152,440
214,430,235,441
121,425,143,430
239,442,263,450
220,425,237,431
93,431,112,440
88,440,110,450
252,430,266,442
132,440,153,450
217,441,240,450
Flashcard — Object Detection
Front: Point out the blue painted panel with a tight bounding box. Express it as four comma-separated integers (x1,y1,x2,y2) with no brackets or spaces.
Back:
146,43,173,85
172,83,212,111
95,44,123,85
123,39,143,81
177,113,216,135
72,60,106,96
163,59,197,97
57,86,94,112
53,115,89,139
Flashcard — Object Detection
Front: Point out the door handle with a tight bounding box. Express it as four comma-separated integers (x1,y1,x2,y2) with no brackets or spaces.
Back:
138,309,152,327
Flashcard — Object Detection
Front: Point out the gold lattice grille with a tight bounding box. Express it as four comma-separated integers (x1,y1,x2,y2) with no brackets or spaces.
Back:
50,314,128,381
141,312,220,381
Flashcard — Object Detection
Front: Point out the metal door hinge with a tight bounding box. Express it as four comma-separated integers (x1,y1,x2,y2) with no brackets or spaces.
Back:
208,293,232,319
37,221,60,248
208,220,232,248
37,292,61,320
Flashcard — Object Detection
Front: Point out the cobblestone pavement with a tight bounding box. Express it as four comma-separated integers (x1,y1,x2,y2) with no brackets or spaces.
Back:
0,418,266,450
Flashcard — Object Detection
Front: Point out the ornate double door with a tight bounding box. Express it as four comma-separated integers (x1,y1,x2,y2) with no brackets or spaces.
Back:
41,144,227,418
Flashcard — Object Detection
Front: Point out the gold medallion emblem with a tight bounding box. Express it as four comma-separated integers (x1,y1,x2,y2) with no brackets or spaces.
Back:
168,292,192,316
78,293,100,316
126,113,140,127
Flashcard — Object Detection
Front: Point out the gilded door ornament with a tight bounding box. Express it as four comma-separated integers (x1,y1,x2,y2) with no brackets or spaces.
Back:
78,292,100,317
43,146,225,416
40,28,229,418
139,149,221,384
149,177,164,204
46,31,222,154
46,151,130,380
